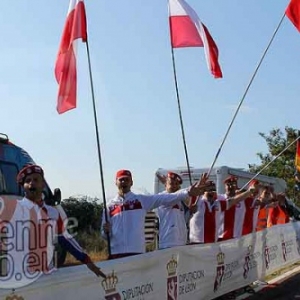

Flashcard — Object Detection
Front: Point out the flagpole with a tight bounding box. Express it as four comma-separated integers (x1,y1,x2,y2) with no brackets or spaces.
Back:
206,13,286,177
240,135,300,191
170,46,193,185
85,39,111,258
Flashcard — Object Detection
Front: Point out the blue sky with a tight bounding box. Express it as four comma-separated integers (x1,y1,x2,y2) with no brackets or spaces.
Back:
1,0,299,200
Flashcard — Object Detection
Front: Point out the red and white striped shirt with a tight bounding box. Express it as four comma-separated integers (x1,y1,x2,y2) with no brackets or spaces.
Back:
189,194,227,243
241,197,260,236
218,195,260,239
218,196,236,240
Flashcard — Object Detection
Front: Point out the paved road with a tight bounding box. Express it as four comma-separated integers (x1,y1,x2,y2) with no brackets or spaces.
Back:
213,271,300,300
245,272,300,300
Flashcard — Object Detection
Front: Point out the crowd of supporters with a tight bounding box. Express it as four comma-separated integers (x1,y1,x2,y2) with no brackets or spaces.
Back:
101,170,291,258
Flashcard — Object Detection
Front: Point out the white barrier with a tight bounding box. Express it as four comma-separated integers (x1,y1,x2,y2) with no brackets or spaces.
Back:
1,222,300,300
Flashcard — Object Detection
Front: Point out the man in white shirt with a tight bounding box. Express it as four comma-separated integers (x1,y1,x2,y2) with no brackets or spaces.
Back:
102,169,209,259
154,172,189,249
1,164,106,279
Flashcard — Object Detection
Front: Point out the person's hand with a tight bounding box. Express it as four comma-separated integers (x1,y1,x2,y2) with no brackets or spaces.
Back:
268,185,275,194
276,193,286,202
156,172,167,184
199,173,209,186
86,262,106,278
268,201,278,208
188,173,209,197
103,222,111,234
248,180,260,195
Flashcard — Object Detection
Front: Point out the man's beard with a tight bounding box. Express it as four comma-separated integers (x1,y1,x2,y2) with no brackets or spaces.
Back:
26,187,42,201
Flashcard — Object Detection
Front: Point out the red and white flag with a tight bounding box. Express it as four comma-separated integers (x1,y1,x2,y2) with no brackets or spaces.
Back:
286,0,300,32
168,0,222,78
55,0,87,114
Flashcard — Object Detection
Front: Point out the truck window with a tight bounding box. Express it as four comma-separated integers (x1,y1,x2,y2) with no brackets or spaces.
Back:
0,161,20,195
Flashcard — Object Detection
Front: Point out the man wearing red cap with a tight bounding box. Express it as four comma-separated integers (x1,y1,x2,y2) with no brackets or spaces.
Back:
239,181,275,236
102,169,210,259
16,164,106,278
154,171,189,249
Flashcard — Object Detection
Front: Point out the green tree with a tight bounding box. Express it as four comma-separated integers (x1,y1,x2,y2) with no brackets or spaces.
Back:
248,126,299,203
61,196,104,233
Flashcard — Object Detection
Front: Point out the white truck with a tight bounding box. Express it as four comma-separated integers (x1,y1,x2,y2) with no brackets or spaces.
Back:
154,165,287,194
154,165,300,220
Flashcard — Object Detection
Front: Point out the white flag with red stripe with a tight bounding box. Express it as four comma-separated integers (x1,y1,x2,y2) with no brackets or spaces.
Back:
55,0,87,114
168,0,222,78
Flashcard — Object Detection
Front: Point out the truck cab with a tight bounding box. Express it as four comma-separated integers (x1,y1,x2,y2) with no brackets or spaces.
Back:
0,133,61,205
154,165,287,194
0,133,66,265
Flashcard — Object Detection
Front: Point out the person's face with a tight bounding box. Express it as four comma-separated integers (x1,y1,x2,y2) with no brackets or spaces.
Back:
277,194,286,205
23,173,45,202
165,177,181,193
260,188,271,201
225,181,238,196
116,176,133,194
204,191,217,202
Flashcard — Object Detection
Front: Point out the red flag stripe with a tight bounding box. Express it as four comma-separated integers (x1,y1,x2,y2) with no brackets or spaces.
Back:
169,16,204,47
286,0,300,32
55,0,87,114
202,24,223,79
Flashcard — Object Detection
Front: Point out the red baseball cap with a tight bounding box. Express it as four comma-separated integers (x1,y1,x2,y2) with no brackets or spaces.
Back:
167,172,182,184
17,164,44,185
223,175,238,184
116,169,132,180
248,179,259,187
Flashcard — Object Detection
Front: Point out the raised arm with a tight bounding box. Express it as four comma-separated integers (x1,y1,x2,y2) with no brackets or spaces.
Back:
55,206,106,278
227,181,260,208
142,173,210,211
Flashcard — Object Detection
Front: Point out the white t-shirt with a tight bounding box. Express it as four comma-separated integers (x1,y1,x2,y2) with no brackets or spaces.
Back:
154,191,187,249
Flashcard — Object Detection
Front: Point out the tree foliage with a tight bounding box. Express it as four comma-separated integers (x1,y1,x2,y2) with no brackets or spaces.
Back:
248,126,299,202
61,195,104,233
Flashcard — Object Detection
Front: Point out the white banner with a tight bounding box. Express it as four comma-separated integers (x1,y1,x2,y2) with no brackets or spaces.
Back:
1,223,300,300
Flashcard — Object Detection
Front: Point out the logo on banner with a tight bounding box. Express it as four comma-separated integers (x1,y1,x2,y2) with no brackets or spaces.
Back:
213,251,225,292
101,270,155,299
243,245,260,279
243,245,252,279
281,234,287,262
166,256,178,300
101,271,121,300
264,243,278,270
264,245,270,269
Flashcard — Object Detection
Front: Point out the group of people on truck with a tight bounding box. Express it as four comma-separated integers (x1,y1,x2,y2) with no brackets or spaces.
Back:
102,170,291,258
0,164,291,281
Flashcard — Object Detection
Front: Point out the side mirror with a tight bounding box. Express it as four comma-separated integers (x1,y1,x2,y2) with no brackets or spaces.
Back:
53,188,62,205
